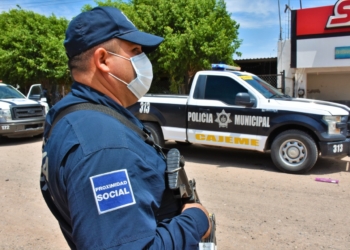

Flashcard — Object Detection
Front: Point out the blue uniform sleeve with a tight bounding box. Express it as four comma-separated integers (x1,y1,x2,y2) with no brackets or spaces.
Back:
62,145,209,250
149,208,209,249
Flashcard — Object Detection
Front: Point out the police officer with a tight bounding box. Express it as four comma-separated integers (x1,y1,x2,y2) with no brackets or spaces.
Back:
40,6,211,250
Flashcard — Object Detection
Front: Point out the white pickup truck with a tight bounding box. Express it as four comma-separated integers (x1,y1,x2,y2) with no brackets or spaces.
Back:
128,64,350,174
0,83,49,139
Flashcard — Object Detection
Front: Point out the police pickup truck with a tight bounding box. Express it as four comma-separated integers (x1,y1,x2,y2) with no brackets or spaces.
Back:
128,64,350,174
0,83,49,139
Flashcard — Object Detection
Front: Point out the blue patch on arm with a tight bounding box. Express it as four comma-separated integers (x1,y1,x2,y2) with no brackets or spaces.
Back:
90,169,136,214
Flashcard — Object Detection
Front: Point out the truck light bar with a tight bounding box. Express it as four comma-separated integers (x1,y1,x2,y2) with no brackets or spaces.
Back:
211,64,241,71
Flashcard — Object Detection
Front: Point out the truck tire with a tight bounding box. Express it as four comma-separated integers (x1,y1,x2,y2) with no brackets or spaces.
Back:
144,122,165,148
271,130,318,174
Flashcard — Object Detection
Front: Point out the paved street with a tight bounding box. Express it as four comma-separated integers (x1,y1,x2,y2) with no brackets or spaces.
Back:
1,137,350,249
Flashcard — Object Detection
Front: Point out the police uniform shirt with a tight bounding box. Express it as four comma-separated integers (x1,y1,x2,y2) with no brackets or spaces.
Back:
41,82,209,250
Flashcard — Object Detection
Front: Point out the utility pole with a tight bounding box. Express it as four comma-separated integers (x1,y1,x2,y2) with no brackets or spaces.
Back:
278,0,282,40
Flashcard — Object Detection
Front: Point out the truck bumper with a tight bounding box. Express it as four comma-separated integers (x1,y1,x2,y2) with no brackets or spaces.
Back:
0,120,45,138
319,138,350,157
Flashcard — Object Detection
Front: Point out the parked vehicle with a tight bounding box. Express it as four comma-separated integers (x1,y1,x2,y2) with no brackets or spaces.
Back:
0,83,49,138
128,64,350,174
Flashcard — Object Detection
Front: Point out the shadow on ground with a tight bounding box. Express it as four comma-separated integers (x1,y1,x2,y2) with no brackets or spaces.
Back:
0,136,42,147
165,141,350,175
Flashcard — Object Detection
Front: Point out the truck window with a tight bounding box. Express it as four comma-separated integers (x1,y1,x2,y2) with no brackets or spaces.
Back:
0,85,25,99
27,85,43,101
232,73,286,98
204,75,248,105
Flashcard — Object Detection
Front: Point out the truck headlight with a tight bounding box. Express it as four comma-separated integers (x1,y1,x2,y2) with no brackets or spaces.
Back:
0,109,12,122
323,115,341,134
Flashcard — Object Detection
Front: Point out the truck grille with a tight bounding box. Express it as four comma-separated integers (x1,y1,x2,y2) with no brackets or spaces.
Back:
12,105,44,119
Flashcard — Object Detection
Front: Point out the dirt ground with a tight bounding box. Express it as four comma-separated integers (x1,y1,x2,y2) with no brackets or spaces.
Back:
1,137,350,249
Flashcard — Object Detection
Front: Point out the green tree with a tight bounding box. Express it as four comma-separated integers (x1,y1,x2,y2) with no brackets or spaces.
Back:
88,0,241,93
157,0,241,93
0,8,69,91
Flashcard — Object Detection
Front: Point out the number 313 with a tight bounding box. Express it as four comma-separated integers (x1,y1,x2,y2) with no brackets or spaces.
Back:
139,102,150,114
333,144,343,153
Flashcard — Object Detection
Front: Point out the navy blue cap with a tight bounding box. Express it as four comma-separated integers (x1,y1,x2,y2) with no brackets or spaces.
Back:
64,6,164,58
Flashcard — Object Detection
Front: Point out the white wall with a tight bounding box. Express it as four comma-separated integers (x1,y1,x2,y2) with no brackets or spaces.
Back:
297,36,350,68
277,40,295,96
295,69,307,98
278,38,350,99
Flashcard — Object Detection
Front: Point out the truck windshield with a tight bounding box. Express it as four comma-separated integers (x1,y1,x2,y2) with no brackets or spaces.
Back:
0,85,26,99
232,72,289,99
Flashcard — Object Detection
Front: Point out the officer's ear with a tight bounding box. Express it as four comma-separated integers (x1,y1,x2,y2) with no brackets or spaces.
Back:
94,48,110,73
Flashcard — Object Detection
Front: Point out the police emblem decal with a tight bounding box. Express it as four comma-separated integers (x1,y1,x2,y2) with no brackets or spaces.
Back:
90,169,136,214
215,109,232,128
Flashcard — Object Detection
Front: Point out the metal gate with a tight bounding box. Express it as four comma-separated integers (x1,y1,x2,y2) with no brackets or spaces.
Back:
257,70,285,93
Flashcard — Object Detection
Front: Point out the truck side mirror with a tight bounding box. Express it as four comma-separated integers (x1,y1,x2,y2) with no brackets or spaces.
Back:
235,92,254,107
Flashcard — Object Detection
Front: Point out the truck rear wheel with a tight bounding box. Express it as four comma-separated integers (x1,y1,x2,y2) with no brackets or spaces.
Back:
144,122,165,148
271,130,318,174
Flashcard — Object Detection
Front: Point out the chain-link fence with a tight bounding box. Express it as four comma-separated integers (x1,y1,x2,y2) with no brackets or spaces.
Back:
257,71,285,93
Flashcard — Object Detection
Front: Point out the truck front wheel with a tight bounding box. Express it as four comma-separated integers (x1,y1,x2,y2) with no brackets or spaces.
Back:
271,130,318,174
144,122,165,148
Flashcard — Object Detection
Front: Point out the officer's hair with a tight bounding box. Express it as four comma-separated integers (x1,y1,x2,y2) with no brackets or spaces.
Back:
68,39,119,74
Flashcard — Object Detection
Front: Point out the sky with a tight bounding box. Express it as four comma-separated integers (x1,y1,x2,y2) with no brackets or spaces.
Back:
0,0,339,59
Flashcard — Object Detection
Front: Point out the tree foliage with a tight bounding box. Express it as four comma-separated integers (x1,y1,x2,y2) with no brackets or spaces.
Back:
0,0,241,94
85,0,241,93
0,9,69,90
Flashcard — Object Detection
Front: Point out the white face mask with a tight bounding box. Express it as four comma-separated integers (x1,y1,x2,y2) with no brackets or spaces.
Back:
108,52,153,99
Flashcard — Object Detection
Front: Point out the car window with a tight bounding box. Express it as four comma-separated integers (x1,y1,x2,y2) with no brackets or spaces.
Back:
29,85,42,95
203,75,248,105
232,73,284,98
0,85,25,99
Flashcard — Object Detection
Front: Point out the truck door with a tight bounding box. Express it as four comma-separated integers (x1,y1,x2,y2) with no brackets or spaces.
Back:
187,74,267,151
27,84,45,102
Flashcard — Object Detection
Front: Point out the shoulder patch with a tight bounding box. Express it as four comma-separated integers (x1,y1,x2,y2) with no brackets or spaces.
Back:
90,169,136,214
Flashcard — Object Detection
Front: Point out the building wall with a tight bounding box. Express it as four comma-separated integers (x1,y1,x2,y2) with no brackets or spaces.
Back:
278,2,350,103
307,72,350,101
297,37,350,68
278,40,295,96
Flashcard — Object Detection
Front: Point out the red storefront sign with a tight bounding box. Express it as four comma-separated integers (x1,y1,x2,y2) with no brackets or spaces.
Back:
296,0,350,37
327,0,350,28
